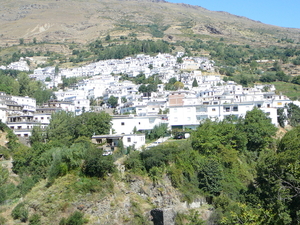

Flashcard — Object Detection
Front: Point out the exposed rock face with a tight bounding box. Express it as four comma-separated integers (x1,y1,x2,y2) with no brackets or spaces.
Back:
69,174,209,224
205,25,222,34
151,208,176,225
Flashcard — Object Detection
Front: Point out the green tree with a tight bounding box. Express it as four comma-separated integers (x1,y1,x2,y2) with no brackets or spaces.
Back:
133,126,137,134
277,108,287,128
33,87,53,105
177,57,183,64
121,96,127,103
198,156,224,196
191,119,251,198
138,84,147,93
276,71,289,82
291,76,300,85
82,147,115,178
124,151,145,174
55,65,59,76
191,119,247,156
240,108,277,152
286,103,300,126
73,111,111,138
46,111,75,145
18,72,31,96
148,123,168,140
105,34,111,41
30,126,45,145
252,127,300,224
192,78,198,87
174,81,184,90
107,95,118,108
220,203,272,225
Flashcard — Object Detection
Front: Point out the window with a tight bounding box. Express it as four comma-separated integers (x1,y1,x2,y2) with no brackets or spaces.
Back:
213,102,218,105
127,137,131,142
121,122,125,126
267,104,270,108
197,115,208,120
41,117,44,120
212,108,216,112
233,106,238,112
196,107,207,112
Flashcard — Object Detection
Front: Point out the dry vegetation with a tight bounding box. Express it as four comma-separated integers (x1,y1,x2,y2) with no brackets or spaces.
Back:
0,0,300,47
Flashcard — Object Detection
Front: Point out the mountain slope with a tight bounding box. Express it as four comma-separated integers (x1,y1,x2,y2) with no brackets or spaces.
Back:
1,0,300,46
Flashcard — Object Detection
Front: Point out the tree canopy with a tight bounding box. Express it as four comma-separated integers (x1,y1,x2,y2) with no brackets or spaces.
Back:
46,111,111,146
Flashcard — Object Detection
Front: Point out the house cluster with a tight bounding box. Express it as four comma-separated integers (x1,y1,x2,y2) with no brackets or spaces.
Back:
28,53,214,87
0,57,30,71
0,91,69,138
0,53,292,150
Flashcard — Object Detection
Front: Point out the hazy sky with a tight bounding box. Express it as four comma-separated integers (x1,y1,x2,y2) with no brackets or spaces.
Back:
167,0,300,29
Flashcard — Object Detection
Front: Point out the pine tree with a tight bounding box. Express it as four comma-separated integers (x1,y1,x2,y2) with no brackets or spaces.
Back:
192,78,198,87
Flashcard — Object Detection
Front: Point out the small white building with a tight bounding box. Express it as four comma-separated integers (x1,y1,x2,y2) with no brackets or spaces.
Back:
112,115,168,134
122,134,146,149
92,133,146,152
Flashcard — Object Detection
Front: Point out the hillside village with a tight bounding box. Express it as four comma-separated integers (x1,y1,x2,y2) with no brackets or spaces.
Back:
1,0,300,223
0,52,293,149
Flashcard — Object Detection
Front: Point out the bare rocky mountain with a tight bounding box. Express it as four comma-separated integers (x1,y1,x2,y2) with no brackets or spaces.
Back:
1,0,300,46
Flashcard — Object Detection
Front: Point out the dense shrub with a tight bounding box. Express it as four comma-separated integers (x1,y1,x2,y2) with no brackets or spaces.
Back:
59,211,86,225
82,148,115,178
29,213,41,225
11,202,28,222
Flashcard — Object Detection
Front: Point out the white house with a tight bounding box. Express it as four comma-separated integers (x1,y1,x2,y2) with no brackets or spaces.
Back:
112,115,168,134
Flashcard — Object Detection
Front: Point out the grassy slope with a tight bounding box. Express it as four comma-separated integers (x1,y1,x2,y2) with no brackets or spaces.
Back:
272,81,300,100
